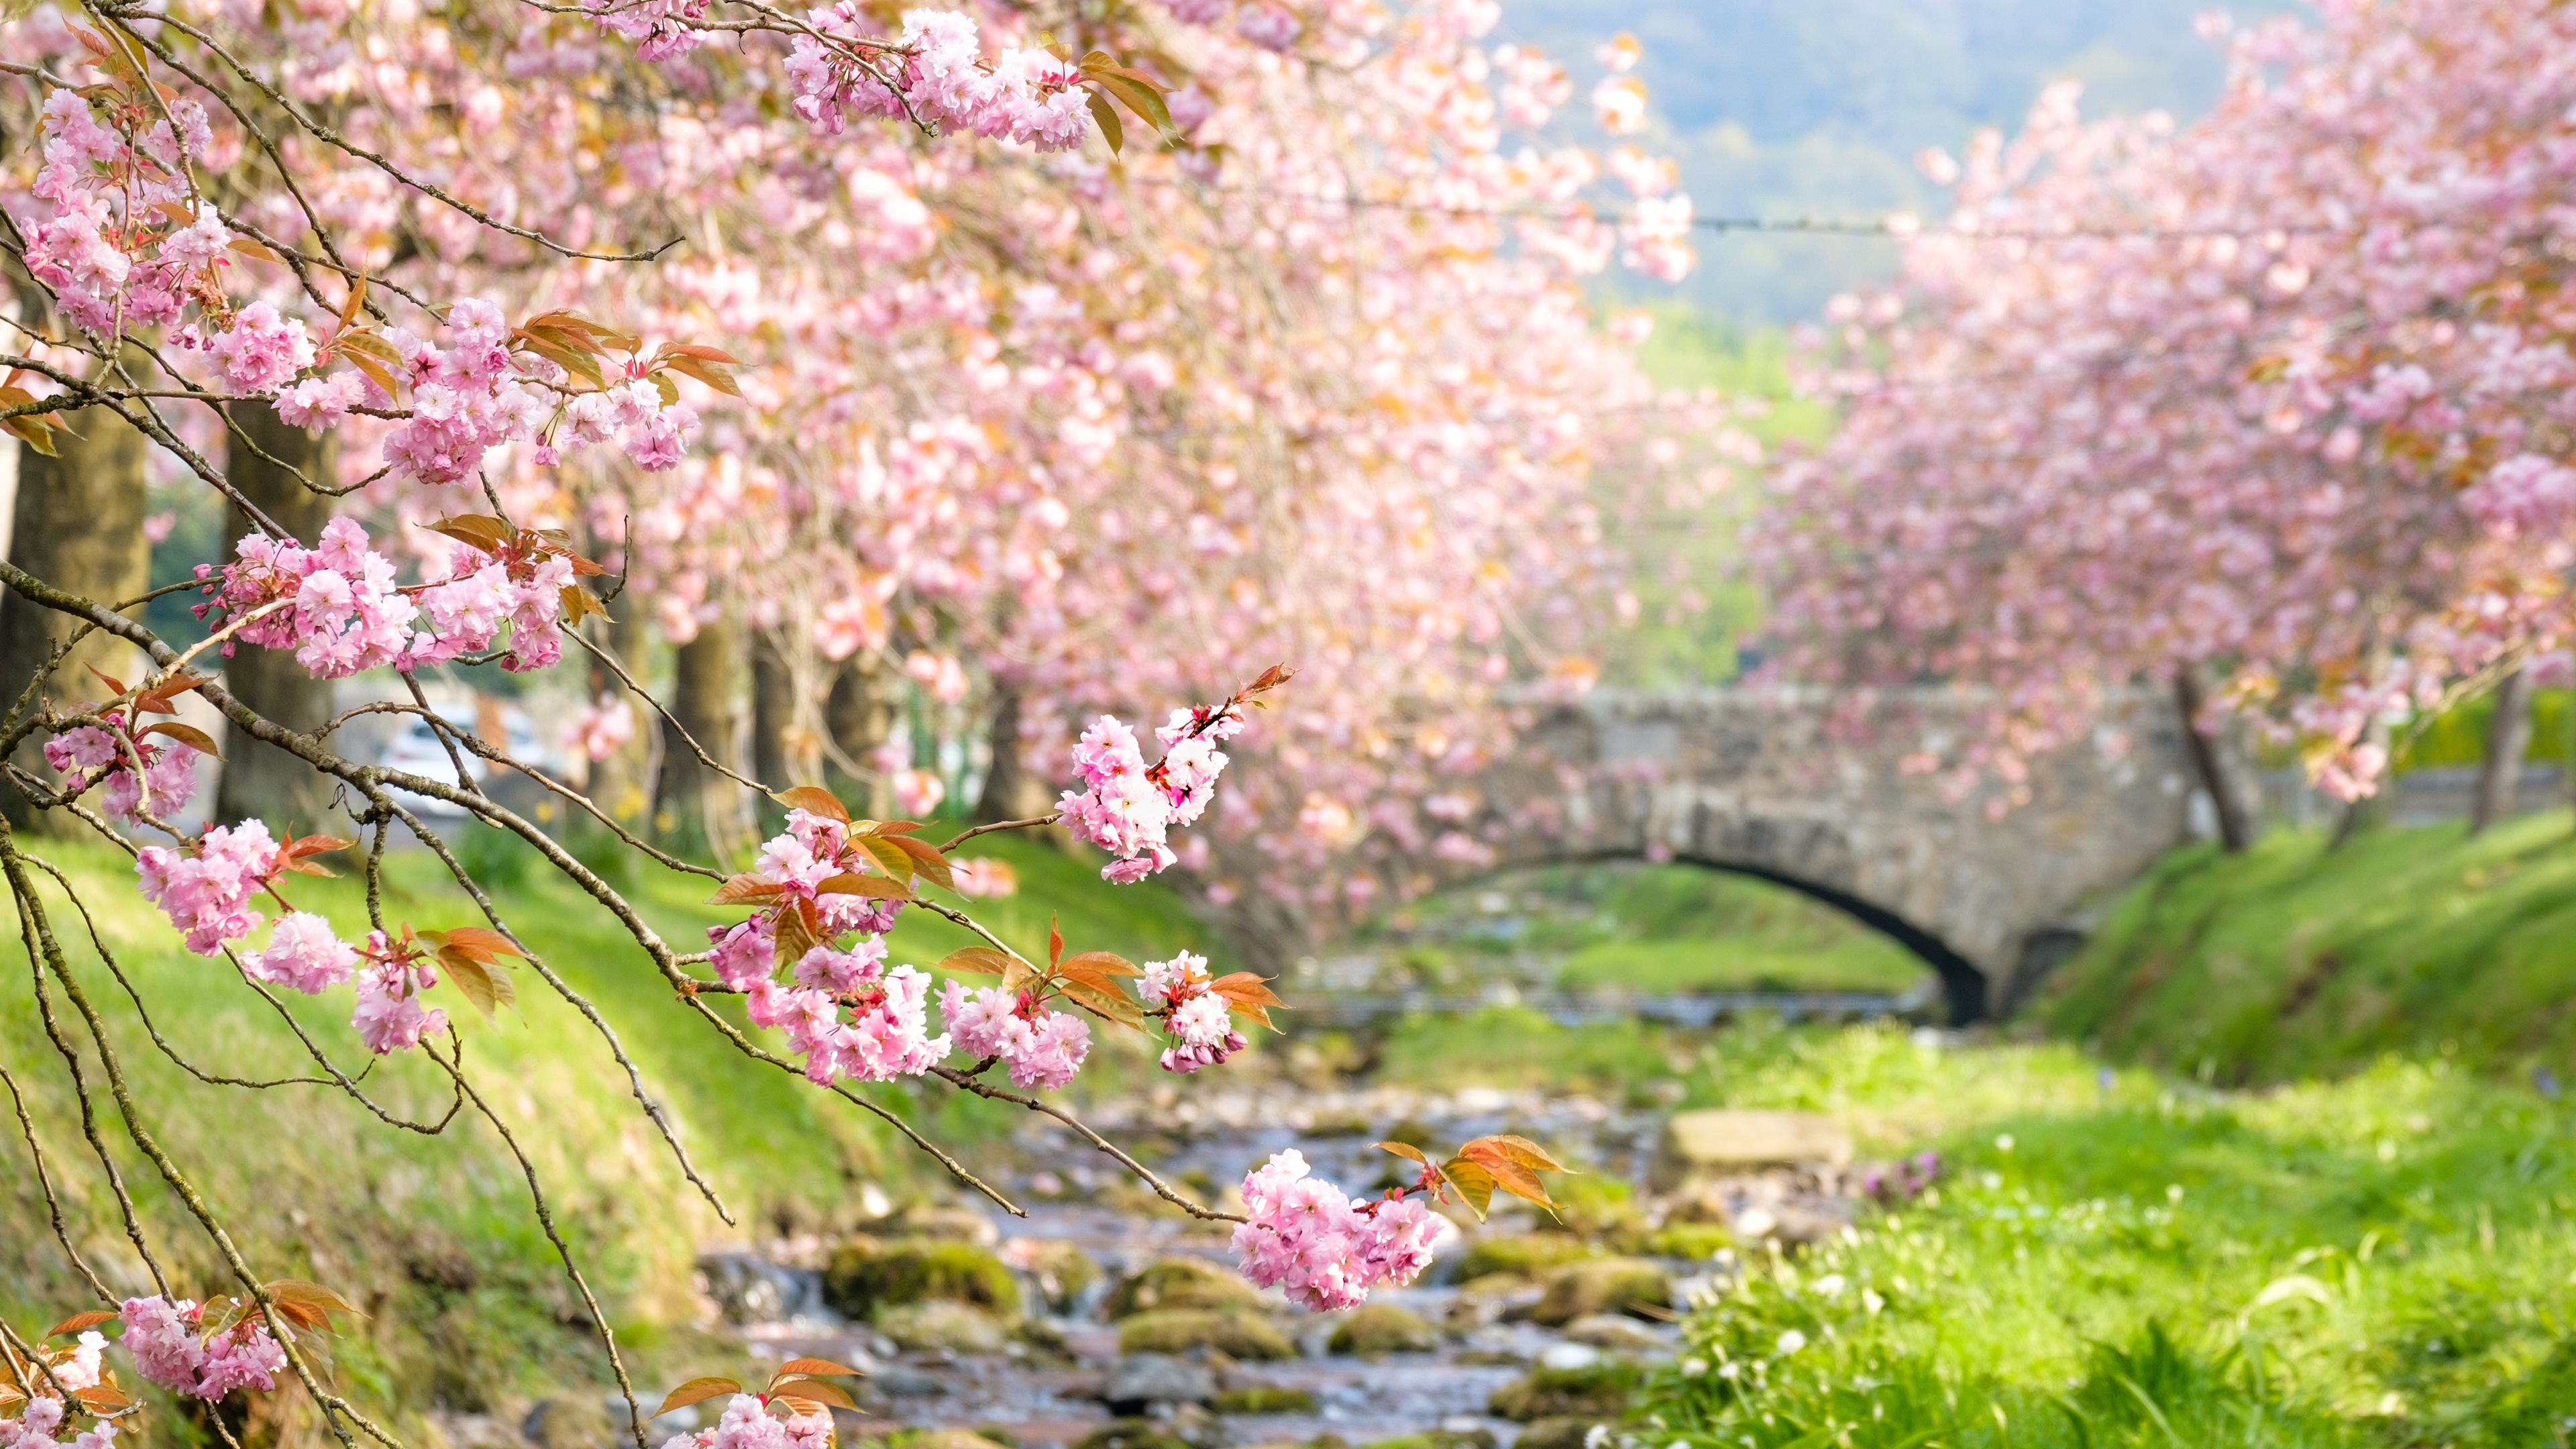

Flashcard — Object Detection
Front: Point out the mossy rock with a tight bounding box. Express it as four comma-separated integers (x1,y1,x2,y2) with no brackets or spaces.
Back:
1327,1303,1438,1356
1629,1224,1732,1260
1487,1362,1636,1421
1529,1258,1670,1326
876,1299,1010,1354
1454,1235,1595,1283
522,1395,616,1449
1212,1386,1319,1415
1075,1421,1195,1449
1013,1239,1100,1313
1356,1432,1493,1449
1105,1256,1266,1319
824,1238,1019,1319
890,1433,1016,1449
1511,1417,1613,1449
1116,1307,1295,1360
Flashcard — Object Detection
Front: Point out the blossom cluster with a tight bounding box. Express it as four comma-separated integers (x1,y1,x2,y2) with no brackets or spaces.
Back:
656,1395,832,1449
42,726,199,826
136,821,278,955
706,810,948,1085
940,980,1091,1090
1057,703,1242,883
351,933,449,1054
1139,950,1245,1074
1232,1150,1442,1311
195,515,576,680
0,1397,113,1449
782,9,1094,152
119,1295,287,1401
18,89,228,340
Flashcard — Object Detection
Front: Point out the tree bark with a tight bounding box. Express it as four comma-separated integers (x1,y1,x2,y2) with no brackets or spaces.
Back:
751,630,798,790
212,404,339,833
656,606,747,853
2174,662,2256,853
2329,706,2396,851
823,652,895,816
972,686,1046,823
0,405,152,829
2471,666,2535,837
582,603,656,825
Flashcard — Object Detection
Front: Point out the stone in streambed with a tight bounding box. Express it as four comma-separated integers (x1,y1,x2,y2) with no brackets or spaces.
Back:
875,1299,1010,1354
1099,1352,1218,1413
824,1238,1019,1319
1327,1303,1438,1356
1211,1386,1318,1415
1560,1313,1667,1351
1512,1417,1616,1449
1487,1361,1636,1422
1105,1256,1266,1318
1650,1111,1851,1189
1453,1236,1594,1283
521,1396,616,1449
1118,1307,1295,1360
1529,1258,1670,1326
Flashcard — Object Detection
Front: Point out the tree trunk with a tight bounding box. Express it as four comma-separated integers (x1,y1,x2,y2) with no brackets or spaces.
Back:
582,603,656,825
2470,667,2534,836
212,405,339,833
656,607,747,854
973,686,1052,822
0,404,152,829
2329,706,2396,851
2174,662,2255,853
823,652,895,816
751,631,798,790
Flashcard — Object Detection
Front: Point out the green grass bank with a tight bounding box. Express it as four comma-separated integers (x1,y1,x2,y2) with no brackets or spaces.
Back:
2039,812,2576,1085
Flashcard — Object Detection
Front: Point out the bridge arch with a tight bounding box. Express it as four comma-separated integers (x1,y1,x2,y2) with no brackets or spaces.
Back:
1212,687,2197,1026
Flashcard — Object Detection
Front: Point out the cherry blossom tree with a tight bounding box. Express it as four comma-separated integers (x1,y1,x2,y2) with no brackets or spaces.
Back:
1758,0,2576,823
0,0,1675,1440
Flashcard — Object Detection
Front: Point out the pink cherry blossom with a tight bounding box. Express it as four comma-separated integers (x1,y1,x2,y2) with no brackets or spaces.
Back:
248,912,358,994
135,821,278,955
940,979,1091,1090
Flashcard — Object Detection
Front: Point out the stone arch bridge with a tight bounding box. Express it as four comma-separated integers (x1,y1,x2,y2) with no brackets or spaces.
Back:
1235,688,2200,1025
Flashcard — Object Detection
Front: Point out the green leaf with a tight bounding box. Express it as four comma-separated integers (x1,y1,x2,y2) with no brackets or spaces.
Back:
1086,89,1125,154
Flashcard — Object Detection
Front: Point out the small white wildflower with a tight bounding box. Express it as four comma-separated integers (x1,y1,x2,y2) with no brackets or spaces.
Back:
1775,1329,1807,1356
1814,1273,1846,1297
1680,1358,1708,1377
1717,1361,1740,1380
1994,1133,2015,1152
1862,1289,1886,1314
1584,1426,1612,1449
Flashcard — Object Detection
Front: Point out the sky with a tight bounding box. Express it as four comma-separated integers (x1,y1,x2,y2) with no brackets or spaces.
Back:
1498,0,2301,323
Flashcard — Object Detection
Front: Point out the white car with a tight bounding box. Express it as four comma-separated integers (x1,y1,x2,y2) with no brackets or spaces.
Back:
379,708,548,818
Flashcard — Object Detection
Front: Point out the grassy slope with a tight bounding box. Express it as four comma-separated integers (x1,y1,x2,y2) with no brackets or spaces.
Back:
2037,812,2576,1085
1641,1027,2576,1448
0,822,1216,1438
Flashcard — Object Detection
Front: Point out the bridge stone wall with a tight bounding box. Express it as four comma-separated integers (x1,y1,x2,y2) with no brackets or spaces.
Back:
1461,687,2200,1020
1208,688,2202,1023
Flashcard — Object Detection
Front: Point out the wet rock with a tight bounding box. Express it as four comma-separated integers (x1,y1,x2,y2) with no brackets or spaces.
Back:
865,1364,948,1399
1487,1362,1635,1422
1511,1417,1615,1449
1118,1309,1295,1360
1351,1430,1494,1449
1650,1111,1851,1189
1003,1238,1100,1313
824,1239,1019,1319
1326,1303,1438,1356
1210,1386,1318,1415
1075,1419,1197,1449
1100,1353,1218,1413
895,1202,1002,1247
898,1433,1015,1449
1529,1259,1671,1326
1560,1314,1666,1352
1106,1256,1267,1319
521,1395,616,1449
1454,1236,1593,1283
876,1300,1011,1354
697,1252,818,1324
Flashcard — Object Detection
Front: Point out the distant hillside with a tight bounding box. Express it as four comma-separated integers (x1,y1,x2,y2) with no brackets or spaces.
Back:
1500,0,2302,322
